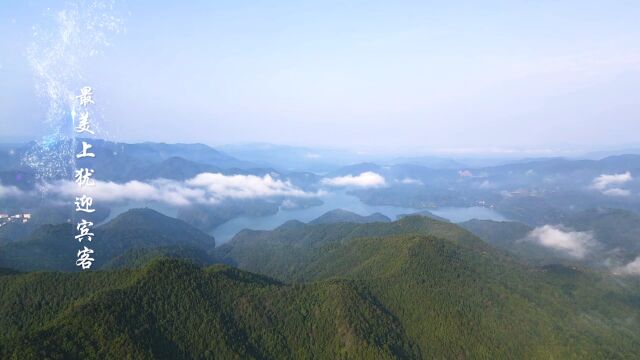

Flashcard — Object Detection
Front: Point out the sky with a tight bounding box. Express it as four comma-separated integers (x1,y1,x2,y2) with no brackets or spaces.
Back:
1,0,639,155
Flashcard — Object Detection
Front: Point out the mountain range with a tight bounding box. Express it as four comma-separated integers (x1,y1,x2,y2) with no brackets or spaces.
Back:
1,211,639,358
0,208,215,272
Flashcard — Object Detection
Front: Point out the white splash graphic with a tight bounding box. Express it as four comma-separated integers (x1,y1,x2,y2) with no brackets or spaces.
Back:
23,0,124,181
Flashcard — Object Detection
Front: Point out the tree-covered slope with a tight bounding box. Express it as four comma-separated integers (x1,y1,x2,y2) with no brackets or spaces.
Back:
291,234,640,358
2,214,640,358
459,218,532,249
565,208,640,260
460,208,640,267
0,259,417,359
101,245,214,270
216,217,640,358
216,215,490,280
0,208,215,272
309,209,391,225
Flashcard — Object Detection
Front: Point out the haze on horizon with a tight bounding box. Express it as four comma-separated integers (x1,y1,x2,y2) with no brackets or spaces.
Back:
1,0,639,156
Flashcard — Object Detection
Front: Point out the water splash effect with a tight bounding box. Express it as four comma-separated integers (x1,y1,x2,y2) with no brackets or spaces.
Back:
23,0,124,181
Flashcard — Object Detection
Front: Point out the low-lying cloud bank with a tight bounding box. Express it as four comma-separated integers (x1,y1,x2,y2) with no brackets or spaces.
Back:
613,256,640,276
320,172,387,188
522,225,597,258
398,177,423,185
601,188,631,197
591,172,633,197
38,173,319,206
0,185,24,198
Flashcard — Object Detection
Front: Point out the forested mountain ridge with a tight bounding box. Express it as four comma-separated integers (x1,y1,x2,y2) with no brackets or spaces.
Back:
0,259,418,359
459,208,640,267
1,212,639,358
0,208,215,272
309,209,391,225
213,216,640,358
215,215,491,280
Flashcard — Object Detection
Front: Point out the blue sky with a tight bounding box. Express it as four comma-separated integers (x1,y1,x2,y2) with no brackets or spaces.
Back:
1,0,639,155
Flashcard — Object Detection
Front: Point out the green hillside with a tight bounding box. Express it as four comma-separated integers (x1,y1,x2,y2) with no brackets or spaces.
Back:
566,208,640,260
216,215,491,281
0,208,215,271
460,208,640,267
1,214,639,358
216,216,640,358
102,245,214,270
0,260,417,359
278,234,640,358
309,209,391,225
459,218,532,249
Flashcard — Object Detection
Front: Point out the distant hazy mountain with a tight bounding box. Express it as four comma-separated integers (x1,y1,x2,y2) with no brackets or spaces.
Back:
582,148,640,160
390,156,467,169
86,139,256,169
565,208,640,262
309,209,390,225
329,155,640,226
74,139,261,181
459,219,533,253
460,208,640,267
176,200,282,232
326,162,384,176
219,143,371,172
396,209,450,222
0,139,259,184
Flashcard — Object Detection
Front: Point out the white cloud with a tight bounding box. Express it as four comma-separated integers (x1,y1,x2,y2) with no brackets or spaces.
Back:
613,256,640,276
476,180,495,189
602,188,631,197
320,172,386,188
591,172,632,191
523,225,596,258
458,170,473,177
0,185,24,198
39,173,318,206
434,147,557,156
398,177,423,185
186,173,314,200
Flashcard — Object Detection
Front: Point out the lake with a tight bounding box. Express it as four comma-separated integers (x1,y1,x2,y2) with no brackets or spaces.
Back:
212,191,507,243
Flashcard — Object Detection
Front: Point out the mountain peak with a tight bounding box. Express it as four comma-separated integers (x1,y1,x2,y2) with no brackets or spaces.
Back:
103,208,215,246
309,209,391,225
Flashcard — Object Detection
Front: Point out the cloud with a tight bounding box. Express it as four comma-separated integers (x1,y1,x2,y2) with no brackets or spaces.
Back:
305,152,321,159
614,256,640,276
591,172,632,195
601,188,631,197
320,172,386,188
434,147,557,156
39,173,318,206
476,180,495,189
523,225,596,258
186,173,314,200
0,185,24,198
398,177,423,185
